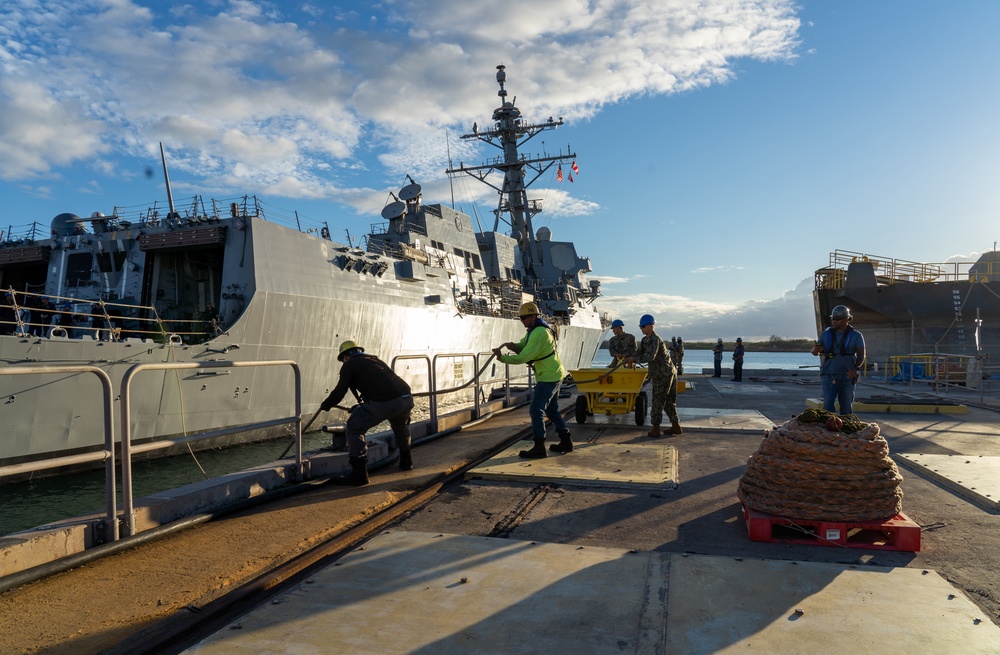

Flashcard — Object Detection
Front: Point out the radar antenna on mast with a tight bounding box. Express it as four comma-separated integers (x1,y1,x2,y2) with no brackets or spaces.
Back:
445,65,575,276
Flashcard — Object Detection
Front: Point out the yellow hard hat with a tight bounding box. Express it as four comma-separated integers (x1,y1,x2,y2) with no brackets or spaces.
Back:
337,339,364,361
518,302,540,317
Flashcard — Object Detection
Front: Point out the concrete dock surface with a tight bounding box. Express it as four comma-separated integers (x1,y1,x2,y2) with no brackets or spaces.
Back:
2,370,1000,654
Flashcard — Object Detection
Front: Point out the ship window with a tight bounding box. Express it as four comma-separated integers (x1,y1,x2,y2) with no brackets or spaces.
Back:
453,247,463,257
472,254,481,270
95,251,127,273
66,252,92,287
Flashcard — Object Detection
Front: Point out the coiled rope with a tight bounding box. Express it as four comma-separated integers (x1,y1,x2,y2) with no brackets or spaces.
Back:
737,408,903,522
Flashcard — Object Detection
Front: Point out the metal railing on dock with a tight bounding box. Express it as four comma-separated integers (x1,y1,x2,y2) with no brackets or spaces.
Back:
118,359,303,537
0,350,533,543
0,365,119,543
873,352,995,403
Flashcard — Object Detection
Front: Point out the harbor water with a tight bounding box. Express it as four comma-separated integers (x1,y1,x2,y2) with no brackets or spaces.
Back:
592,348,816,371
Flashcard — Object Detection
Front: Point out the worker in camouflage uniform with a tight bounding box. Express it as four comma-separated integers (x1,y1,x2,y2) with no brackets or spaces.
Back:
668,337,680,369
607,319,636,366
626,314,682,437
676,337,685,375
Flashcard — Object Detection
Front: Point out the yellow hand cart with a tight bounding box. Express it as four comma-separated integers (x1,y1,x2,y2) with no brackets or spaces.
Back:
568,367,649,425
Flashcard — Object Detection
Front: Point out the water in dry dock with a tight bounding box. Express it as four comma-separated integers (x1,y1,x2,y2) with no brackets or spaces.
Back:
0,432,332,535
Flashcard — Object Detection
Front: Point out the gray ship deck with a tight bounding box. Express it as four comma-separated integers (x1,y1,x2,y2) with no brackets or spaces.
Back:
2,372,999,654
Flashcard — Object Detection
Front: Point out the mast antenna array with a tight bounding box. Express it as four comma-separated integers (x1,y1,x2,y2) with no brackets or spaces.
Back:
446,65,575,268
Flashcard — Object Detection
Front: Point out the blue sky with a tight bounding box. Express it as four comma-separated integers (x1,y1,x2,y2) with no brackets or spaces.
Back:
2,1,998,341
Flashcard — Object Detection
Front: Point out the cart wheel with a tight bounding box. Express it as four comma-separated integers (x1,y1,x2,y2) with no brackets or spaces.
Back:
635,391,647,426
575,395,588,424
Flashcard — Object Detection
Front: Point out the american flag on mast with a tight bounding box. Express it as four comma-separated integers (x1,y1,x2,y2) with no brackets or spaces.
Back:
557,165,563,182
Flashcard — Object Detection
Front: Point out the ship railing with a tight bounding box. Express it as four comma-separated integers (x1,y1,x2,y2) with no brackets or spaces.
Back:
0,193,341,245
1,288,222,344
368,216,429,238
1,221,47,243
821,250,986,288
0,365,119,544
118,359,303,538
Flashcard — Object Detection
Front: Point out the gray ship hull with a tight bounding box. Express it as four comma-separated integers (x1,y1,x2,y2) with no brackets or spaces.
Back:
813,249,1000,365
0,214,603,470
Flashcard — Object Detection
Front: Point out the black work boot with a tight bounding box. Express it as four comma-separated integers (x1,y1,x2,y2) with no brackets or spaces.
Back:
399,449,413,471
518,438,547,459
329,456,370,486
549,431,573,453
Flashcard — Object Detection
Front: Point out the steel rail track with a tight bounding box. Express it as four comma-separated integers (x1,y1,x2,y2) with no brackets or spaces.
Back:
107,415,552,655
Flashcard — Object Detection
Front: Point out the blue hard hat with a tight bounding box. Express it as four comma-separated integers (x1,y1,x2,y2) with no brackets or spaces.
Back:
611,319,625,328
639,314,655,327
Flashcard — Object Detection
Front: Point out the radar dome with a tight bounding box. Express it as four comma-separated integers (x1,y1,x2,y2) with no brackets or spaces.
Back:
536,226,552,242
51,213,85,238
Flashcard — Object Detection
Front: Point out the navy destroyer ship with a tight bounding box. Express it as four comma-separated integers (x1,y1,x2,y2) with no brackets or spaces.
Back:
0,65,607,474
813,248,1000,365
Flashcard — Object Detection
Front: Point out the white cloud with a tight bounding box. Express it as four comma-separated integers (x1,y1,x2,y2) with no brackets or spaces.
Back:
590,275,632,285
691,265,745,274
0,0,800,213
0,78,108,179
598,275,816,340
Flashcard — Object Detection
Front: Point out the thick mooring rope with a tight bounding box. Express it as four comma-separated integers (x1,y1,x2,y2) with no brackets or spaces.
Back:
737,409,903,522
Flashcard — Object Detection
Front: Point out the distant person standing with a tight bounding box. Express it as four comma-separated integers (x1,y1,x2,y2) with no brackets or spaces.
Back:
712,338,724,377
676,337,685,375
607,319,636,366
732,337,745,382
812,305,866,415
626,314,682,437
668,337,680,372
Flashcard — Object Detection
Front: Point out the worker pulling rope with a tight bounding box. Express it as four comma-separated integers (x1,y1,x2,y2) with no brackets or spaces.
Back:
737,408,904,522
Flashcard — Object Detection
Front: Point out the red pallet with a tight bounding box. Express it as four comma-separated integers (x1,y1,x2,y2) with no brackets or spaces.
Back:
742,505,921,552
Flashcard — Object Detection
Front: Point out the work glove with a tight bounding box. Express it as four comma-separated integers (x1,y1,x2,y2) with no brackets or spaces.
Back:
320,397,335,412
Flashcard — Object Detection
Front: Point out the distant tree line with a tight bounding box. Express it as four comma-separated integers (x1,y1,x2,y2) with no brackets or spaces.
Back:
599,335,814,351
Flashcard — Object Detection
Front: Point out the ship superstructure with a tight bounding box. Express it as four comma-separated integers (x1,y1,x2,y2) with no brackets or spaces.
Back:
0,66,606,473
813,249,1000,364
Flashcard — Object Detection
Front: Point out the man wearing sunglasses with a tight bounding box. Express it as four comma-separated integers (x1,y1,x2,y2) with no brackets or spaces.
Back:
812,305,866,415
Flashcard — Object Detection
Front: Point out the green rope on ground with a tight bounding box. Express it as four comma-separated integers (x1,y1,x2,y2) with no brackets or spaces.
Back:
795,407,866,434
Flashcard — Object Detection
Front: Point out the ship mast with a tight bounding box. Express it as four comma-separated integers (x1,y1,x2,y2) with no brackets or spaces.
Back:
446,65,575,277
